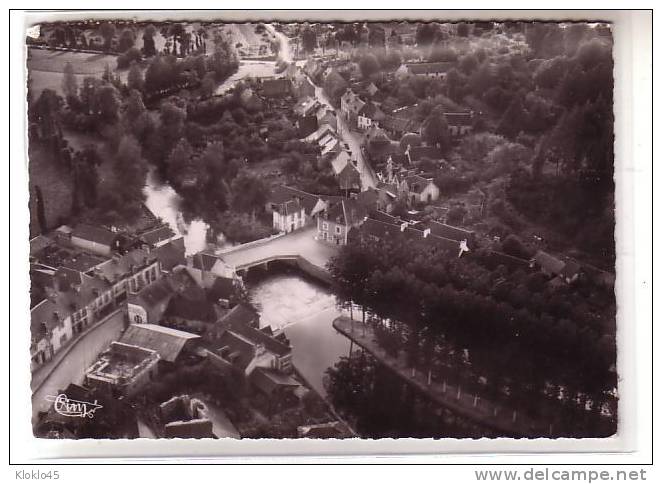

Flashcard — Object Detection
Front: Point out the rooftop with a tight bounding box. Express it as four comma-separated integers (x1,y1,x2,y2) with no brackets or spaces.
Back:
86,341,159,383
120,324,200,362
71,224,119,247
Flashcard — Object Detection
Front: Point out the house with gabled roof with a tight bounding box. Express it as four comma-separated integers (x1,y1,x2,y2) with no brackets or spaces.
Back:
293,75,316,99
340,89,366,125
445,112,474,136
137,224,177,248
323,69,349,105
531,251,583,284
406,145,444,164
357,102,385,130
427,220,476,248
293,96,321,117
119,323,200,364
127,277,174,325
317,107,338,131
317,198,368,245
70,224,121,256
396,61,454,79
399,174,440,205
337,161,362,194
150,237,186,273
208,303,293,376
261,78,292,97
273,198,306,233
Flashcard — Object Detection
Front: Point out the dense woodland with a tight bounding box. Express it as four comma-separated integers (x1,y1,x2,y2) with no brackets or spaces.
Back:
327,228,616,436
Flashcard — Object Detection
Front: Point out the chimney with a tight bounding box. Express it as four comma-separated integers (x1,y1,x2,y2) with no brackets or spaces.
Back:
423,228,430,238
400,222,408,232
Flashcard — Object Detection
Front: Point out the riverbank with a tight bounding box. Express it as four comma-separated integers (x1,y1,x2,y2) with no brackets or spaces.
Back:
333,316,553,438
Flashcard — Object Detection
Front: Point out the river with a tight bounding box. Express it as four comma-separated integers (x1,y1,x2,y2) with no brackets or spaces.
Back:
245,267,351,396
143,170,235,255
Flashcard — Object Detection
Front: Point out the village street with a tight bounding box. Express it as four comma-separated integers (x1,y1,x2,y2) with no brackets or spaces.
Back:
311,78,378,191
265,22,379,191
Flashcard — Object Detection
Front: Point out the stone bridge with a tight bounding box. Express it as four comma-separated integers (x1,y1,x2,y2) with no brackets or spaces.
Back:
219,226,338,282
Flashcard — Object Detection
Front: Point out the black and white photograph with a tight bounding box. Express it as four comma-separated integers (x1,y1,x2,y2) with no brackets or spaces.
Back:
22,11,625,444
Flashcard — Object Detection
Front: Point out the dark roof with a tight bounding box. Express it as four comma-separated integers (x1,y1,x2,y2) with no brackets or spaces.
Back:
250,367,299,395
92,248,153,282
560,258,582,280
217,303,259,329
71,224,119,246
191,253,220,272
31,273,110,341
131,277,173,309
359,102,382,118
262,78,292,97
120,324,199,362
485,250,531,270
325,199,367,227
533,251,566,275
230,322,292,357
207,276,237,302
366,140,404,165
297,115,318,138
217,304,290,358
269,186,321,215
408,145,443,162
323,70,349,97
444,112,473,127
337,163,361,191
427,221,475,242
275,199,304,216
360,218,403,239
404,174,434,193
411,230,460,254
138,225,176,246
53,267,83,291
359,218,460,255
380,115,412,134
369,210,402,225
355,189,379,211
166,294,219,323
151,237,186,272
405,62,453,75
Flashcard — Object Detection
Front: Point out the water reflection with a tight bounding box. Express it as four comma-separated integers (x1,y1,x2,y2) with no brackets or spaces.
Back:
143,170,209,255
246,268,350,396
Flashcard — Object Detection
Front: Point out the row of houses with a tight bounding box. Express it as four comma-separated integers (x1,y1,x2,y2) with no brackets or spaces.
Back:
85,264,297,404
29,206,188,371
341,87,474,139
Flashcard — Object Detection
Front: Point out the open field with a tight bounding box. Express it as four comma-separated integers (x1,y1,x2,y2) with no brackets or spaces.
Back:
27,48,122,97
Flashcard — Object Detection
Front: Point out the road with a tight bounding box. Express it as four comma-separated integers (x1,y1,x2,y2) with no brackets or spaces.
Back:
31,309,126,422
266,23,378,191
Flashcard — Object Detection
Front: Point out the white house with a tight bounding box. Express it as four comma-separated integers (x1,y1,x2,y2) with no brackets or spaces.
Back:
273,199,306,233
400,174,440,205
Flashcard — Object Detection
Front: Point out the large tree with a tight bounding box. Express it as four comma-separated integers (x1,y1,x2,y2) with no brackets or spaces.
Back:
230,171,269,219
127,64,144,92
421,107,451,152
99,22,116,51
142,24,158,57
118,28,136,52
61,62,78,101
